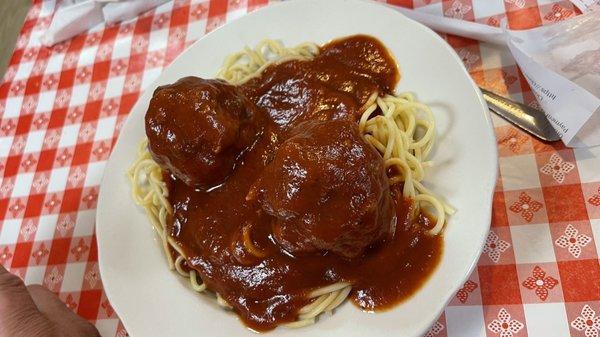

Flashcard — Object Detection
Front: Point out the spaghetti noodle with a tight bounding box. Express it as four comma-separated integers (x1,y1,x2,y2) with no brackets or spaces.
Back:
128,38,452,329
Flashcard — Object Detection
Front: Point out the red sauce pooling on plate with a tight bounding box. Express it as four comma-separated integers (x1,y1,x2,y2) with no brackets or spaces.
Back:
145,35,443,331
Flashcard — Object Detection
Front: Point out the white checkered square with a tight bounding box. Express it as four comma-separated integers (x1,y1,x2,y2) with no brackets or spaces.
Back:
112,36,133,60
11,172,34,197
499,154,541,191
105,75,126,99
60,262,86,292
73,209,96,237
35,90,57,113
445,306,486,337
141,68,162,91
471,0,507,18
28,29,44,48
3,96,24,118
148,28,169,52
24,265,47,285
0,136,14,157
77,46,100,68
523,303,570,337
45,53,66,74
510,223,556,264
84,161,106,187
47,167,70,192
35,214,58,242
94,116,117,141
58,124,80,148
574,146,600,183
14,61,34,81
24,130,45,153
0,219,21,245
69,83,91,107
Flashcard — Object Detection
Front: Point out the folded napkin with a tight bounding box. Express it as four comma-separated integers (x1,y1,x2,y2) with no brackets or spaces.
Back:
41,0,169,46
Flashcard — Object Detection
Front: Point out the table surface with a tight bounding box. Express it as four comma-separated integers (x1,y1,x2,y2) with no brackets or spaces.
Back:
0,1,31,79
1,0,599,336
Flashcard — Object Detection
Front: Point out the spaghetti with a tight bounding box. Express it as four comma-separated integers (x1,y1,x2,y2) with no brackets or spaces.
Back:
128,38,452,329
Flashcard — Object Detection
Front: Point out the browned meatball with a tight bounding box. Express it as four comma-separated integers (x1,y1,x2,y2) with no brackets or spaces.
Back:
145,77,260,189
247,120,394,258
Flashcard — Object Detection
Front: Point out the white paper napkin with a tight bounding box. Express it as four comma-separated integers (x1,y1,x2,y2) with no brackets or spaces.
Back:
41,0,169,46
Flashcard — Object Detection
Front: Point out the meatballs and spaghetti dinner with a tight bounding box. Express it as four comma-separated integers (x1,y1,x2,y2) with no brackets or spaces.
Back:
128,35,454,331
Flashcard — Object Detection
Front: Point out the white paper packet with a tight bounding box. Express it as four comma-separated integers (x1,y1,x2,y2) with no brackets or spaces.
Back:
505,11,600,147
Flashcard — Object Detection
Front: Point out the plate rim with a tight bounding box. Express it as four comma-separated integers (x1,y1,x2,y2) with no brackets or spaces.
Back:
96,0,498,336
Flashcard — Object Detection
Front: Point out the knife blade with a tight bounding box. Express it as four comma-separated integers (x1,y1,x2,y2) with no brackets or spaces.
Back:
480,87,561,142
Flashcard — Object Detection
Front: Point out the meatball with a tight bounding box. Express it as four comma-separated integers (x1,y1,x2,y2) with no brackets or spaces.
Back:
145,77,260,189
247,120,394,258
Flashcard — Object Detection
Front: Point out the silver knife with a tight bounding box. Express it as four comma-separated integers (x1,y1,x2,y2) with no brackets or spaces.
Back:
480,87,560,142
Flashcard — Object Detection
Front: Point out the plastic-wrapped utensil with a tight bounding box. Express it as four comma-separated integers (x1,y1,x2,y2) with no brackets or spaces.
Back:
394,6,600,147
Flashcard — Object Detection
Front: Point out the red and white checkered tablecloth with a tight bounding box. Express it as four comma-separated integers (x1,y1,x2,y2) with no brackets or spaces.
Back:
0,0,599,336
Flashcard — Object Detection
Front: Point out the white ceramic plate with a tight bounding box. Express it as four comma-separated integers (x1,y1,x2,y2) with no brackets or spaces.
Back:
97,1,497,336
